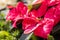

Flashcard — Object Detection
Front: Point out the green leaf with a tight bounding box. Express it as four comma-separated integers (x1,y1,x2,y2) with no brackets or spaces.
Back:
47,34,54,40
11,30,20,37
28,5,32,11
0,31,9,39
31,34,38,40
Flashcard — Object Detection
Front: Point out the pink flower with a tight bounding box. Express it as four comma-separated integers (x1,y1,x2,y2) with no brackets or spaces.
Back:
55,4,60,21
23,6,60,38
6,1,60,39
22,9,41,34
37,1,48,17
22,17,39,34
46,0,60,6
6,2,28,28
29,9,39,17
37,0,60,18
16,2,27,15
33,0,60,6
34,19,54,38
6,8,18,21
22,17,38,29
34,7,60,38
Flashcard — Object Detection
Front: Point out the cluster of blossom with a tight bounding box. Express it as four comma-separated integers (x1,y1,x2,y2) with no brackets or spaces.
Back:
6,0,60,38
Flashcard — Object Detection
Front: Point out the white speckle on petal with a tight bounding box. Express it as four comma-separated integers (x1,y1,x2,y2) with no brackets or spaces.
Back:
50,0,55,3
43,25,49,32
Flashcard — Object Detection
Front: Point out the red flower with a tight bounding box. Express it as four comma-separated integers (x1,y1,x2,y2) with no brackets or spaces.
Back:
33,0,60,6
37,0,60,18
34,19,54,38
23,6,60,38
37,1,48,17
6,8,18,21
55,4,60,21
34,7,60,38
22,17,39,34
6,1,60,39
6,2,28,28
29,9,39,17
16,2,27,15
46,0,60,6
